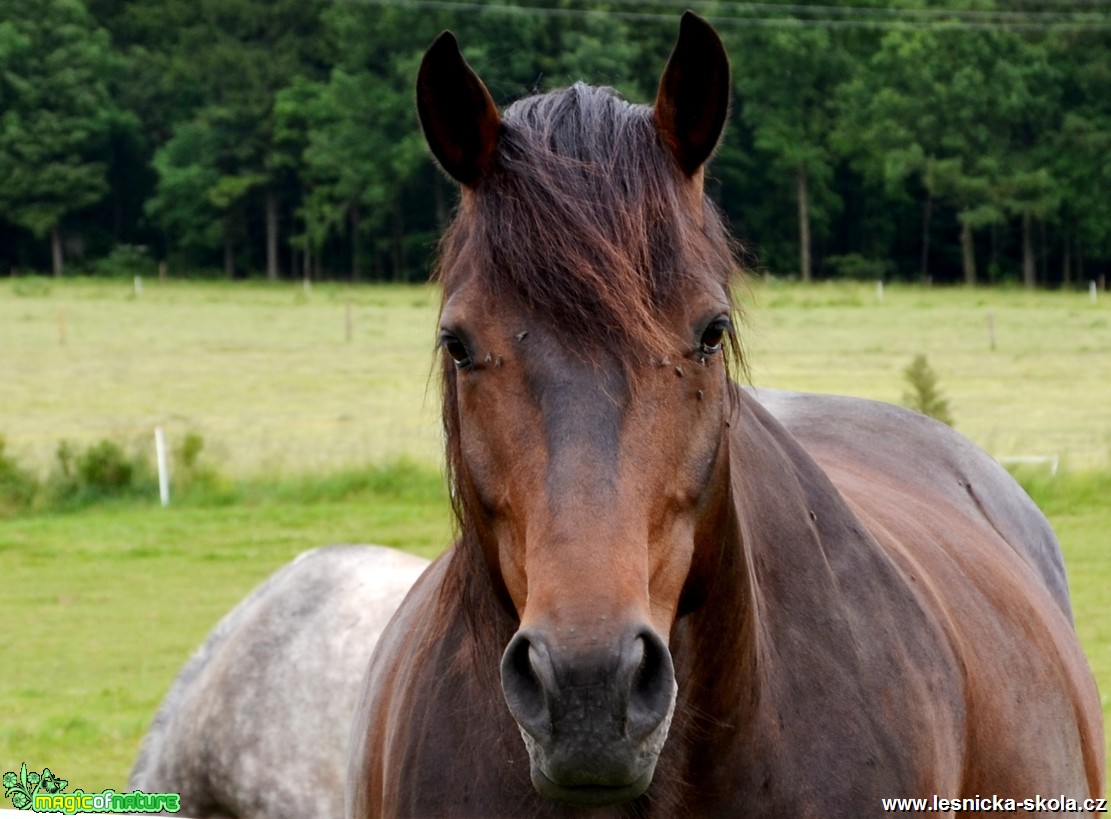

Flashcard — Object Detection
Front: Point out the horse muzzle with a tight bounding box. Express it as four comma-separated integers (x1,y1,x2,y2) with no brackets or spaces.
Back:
500,624,677,807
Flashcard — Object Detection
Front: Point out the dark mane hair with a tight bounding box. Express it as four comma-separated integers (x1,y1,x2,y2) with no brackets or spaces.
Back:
432,81,743,701
436,82,740,367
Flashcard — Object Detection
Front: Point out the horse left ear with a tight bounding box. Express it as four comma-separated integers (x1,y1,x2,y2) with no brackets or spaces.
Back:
417,31,501,187
654,12,731,177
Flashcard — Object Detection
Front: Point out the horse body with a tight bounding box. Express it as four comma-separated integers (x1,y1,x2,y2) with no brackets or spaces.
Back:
131,545,428,819
350,389,1102,816
349,13,1103,816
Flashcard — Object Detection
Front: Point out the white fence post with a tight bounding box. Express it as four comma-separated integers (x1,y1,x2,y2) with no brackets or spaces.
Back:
154,427,170,506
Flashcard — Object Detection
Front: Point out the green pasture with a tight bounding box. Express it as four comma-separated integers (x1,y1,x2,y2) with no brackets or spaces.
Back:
0,277,445,477
1,277,1108,794
2,277,1110,475
0,465,453,791
743,279,1111,470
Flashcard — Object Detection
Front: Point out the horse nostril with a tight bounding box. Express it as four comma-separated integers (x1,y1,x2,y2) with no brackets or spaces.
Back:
624,629,675,739
501,631,556,739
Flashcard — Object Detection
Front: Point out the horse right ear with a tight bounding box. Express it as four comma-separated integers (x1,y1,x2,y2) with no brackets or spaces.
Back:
654,12,731,177
417,31,501,187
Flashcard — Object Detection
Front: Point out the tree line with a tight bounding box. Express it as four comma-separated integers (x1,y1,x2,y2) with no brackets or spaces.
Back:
1,0,1110,286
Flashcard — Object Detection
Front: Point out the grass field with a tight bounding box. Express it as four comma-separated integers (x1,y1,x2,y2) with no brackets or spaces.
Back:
1,277,1108,796
2,277,1109,475
0,465,453,791
743,279,1111,470
1,278,445,476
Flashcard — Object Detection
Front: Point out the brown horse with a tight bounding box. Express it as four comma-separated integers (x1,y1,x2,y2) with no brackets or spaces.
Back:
348,13,1104,817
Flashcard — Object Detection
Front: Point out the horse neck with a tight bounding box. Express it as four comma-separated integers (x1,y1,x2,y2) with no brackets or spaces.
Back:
672,385,864,736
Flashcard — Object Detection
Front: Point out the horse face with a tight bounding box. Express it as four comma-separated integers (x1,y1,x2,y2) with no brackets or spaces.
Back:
438,280,733,806
422,12,732,808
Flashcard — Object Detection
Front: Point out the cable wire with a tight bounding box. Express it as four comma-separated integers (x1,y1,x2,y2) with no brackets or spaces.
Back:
327,0,1111,30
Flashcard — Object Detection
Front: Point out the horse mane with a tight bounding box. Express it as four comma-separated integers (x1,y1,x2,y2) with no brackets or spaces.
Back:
432,81,744,703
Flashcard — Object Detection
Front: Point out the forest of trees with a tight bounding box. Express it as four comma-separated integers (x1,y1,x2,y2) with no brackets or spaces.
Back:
1,0,1110,286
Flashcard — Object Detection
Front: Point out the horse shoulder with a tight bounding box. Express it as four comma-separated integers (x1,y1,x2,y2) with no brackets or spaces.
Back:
749,387,1069,615
713,392,968,806
745,387,1103,799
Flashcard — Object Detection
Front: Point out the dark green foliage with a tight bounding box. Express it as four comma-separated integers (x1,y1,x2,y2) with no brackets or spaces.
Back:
0,437,39,515
902,354,954,427
46,438,156,507
91,244,157,278
169,431,226,499
2,4,1111,283
75,440,136,490
175,432,204,471
825,254,894,281
833,25,1061,285
0,434,445,518
0,0,127,275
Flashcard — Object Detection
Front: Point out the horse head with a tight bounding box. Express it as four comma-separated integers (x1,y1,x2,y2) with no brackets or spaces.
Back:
417,13,736,807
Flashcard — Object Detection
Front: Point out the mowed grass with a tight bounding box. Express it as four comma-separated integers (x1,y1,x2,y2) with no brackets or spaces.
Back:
1013,470,1111,783
0,277,445,476
2,277,1110,474
0,464,454,791
743,280,1111,469
1,277,1108,793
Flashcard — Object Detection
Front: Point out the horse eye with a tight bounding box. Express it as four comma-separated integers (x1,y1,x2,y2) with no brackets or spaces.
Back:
440,333,472,368
699,320,729,354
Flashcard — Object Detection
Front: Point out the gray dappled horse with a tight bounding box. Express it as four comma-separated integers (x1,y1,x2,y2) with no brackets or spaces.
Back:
129,545,427,819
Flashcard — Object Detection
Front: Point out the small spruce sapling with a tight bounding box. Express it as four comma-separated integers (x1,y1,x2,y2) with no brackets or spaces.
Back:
902,354,954,426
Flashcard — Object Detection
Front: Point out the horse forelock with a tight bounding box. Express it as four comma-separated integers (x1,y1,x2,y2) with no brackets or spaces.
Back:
435,82,742,374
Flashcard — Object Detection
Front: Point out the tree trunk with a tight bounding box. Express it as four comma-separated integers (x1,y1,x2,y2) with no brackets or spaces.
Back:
350,201,362,282
391,207,405,282
797,164,812,283
920,191,932,282
1062,234,1072,288
51,226,64,277
292,207,304,278
989,223,998,283
224,238,236,280
265,188,280,281
1022,212,1036,288
960,219,976,286
1037,218,1047,286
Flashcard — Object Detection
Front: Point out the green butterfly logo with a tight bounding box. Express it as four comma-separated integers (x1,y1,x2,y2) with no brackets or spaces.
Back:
3,763,68,810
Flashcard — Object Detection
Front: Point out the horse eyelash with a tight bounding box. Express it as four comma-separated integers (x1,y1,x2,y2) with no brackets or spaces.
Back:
439,331,474,369
698,317,733,355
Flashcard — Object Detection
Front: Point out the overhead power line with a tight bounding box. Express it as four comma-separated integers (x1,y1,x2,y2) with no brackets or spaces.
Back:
619,0,1111,21
331,0,1111,29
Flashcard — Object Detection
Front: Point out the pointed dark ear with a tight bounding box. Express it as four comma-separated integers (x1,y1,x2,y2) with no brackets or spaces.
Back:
654,12,731,176
417,31,501,187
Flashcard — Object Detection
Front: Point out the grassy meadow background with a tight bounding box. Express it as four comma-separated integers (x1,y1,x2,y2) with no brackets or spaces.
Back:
1,276,1108,793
